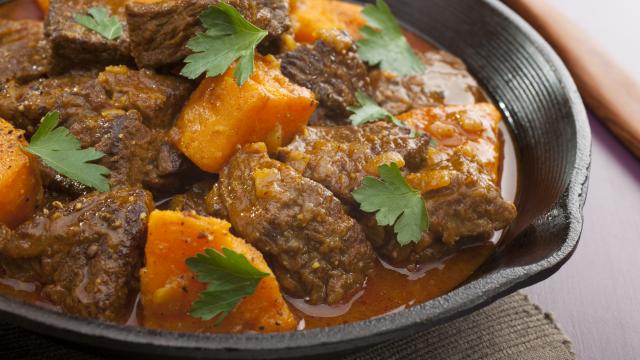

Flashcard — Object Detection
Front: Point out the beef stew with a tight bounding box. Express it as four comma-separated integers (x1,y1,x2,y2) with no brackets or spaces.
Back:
0,0,517,334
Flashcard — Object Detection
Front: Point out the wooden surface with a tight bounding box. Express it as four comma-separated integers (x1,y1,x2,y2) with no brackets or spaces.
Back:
520,1,640,359
505,0,640,159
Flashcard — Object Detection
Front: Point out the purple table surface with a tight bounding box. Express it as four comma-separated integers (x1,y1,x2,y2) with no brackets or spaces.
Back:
521,2,640,359
524,113,640,360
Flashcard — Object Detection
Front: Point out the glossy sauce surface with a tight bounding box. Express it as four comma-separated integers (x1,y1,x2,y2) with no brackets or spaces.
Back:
291,243,496,329
0,2,518,332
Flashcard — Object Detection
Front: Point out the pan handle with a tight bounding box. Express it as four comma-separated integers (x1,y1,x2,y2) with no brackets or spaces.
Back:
505,0,640,159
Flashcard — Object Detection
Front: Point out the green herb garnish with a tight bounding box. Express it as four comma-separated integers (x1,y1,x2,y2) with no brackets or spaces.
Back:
186,248,269,323
356,0,425,76
352,163,428,246
74,6,123,40
181,3,268,85
24,112,110,192
348,91,398,126
348,91,423,137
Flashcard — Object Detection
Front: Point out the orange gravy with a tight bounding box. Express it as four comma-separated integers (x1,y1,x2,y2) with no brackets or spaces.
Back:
291,243,495,329
0,1,518,332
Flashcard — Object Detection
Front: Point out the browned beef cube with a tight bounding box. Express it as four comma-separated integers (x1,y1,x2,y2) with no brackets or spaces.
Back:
0,187,153,321
241,0,290,44
412,153,517,246
126,0,209,69
0,72,97,134
278,122,516,267
46,0,132,73
207,143,375,305
368,152,517,266
370,50,487,115
0,19,50,83
0,66,191,133
278,122,430,205
0,67,193,192
280,35,371,122
167,179,216,215
36,110,188,195
89,110,186,191
126,0,290,68
96,66,194,129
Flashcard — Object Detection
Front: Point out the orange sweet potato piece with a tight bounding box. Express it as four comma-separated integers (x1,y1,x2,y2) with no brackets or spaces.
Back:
36,0,49,14
290,0,365,43
173,55,317,173
0,118,42,228
398,103,503,182
140,210,297,333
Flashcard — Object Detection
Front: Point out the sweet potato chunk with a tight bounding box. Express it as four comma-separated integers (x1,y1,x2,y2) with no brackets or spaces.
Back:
290,0,365,43
173,55,317,173
36,0,49,14
0,118,41,228
140,210,297,333
398,103,503,183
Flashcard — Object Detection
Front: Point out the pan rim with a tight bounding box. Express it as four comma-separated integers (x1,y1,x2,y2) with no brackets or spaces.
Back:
0,0,591,358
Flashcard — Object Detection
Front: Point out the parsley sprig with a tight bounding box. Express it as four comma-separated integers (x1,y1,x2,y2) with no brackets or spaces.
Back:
356,0,425,76
181,3,268,85
349,91,402,127
186,247,269,323
24,112,110,192
352,163,428,246
348,91,423,137
74,6,123,40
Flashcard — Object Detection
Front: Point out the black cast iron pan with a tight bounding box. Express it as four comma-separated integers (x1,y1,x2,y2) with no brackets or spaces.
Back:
0,0,591,358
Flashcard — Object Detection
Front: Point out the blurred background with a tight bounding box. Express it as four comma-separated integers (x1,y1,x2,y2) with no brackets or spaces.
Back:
551,0,640,81
522,1,640,359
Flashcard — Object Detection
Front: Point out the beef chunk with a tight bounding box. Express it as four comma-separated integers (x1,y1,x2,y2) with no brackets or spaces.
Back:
0,72,96,134
281,35,370,122
368,152,516,266
167,179,215,215
370,50,486,115
59,109,189,192
0,66,191,133
207,143,375,305
0,187,153,321
277,122,430,205
409,152,517,246
126,0,290,68
0,19,50,83
96,66,194,129
0,67,193,192
240,0,290,44
46,0,132,73
279,122,515,267
91,110,186,191
125,0,208,69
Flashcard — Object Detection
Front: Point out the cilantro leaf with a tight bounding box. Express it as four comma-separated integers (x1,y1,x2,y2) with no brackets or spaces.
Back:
24,112,110,192
352,163,428,246
356,0,425,76
348,91,398,126
73,6,123,40
348,91,424,137
181,3,268,85
186,247,269,323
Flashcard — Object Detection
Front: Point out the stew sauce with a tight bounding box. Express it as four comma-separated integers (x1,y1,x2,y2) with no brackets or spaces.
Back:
0,0,518,332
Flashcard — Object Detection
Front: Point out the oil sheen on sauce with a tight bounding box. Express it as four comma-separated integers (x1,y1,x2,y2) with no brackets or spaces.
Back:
0,5,519,331
289,119,518,329
287,33,519,330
